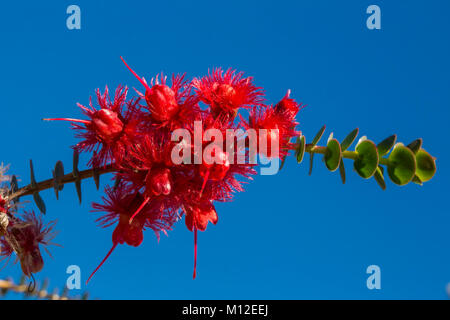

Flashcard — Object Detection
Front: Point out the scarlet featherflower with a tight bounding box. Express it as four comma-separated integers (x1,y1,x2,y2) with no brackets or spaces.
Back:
192,68,264,118
242,92,302,158
44,86,141,167
121,57,199,130
43,59,301,281
89,183,178,283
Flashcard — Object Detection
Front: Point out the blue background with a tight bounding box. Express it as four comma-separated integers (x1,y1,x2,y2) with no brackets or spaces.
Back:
0,0,449,299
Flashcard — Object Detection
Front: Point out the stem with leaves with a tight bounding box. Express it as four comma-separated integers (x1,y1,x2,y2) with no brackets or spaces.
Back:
7,126,437,215
8,150,115,214
281,126,436,190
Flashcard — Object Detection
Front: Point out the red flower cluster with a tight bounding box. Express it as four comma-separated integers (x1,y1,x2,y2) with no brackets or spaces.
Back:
46,58,302,281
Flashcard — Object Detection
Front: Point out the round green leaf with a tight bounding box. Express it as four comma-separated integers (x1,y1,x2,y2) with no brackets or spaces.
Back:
387,145,416,185
324,139,342,172
354,140,379,178
415,149,436,182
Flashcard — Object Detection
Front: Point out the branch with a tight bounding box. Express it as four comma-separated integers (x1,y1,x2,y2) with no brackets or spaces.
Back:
10,165,114,200
7,150,115,214
0,277,89,300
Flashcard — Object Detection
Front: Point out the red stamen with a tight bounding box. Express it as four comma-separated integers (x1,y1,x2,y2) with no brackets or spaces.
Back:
76,103,94,113
193,225,198,279
120,56,152,92
86,242,118,284
43,118,91,125
128,196,150,224
199,169,210,198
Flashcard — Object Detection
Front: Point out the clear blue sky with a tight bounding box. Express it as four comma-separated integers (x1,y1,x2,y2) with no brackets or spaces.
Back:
1,0,449,299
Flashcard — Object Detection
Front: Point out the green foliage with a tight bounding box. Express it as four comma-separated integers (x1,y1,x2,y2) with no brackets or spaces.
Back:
324,134,342,172
285,126,437,190
354,139,379,179
295,135,306,164
387,144,416,185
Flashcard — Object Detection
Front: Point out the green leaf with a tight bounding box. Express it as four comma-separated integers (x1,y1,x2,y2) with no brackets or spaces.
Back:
73,150,80,178
407,139,423,154
324,138,342,172
10,175,19,203
54,161,64,191
339,159,346,184
308,152,314,176
311,125,326,146
10,175,18,193
415,149,436,182
29,159,37,188
52,170,59,200
341,128,359,151
374,166,386,190
387,145,416,185
75,178,82,204
377,135,397,156
354,140,379,178
295,135,306,164
33,192,46,214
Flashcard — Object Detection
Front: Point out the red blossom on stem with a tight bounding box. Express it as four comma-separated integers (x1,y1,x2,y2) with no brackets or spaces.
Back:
44,86,141,167
40,58,301,281
192,68,264,118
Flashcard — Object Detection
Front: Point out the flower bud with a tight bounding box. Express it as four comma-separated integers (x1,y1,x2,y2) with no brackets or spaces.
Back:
199,148,230,181
91,109,124,142
274,90,300,118
145,85,179,122
185,201,218,232
147,168,172,196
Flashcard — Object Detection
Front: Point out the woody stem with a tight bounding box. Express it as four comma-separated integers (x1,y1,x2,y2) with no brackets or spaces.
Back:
9,165,115,200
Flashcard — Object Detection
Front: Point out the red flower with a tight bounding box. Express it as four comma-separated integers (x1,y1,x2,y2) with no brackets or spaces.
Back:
121,57,199,129
1,211,58,277
192,68,264,118
183,200,218,278
274,90,304,119
42,61,302,281
147,168,172,196
184,200,218,232
242,93,301,158
88,183,177,283
44,86,141,167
